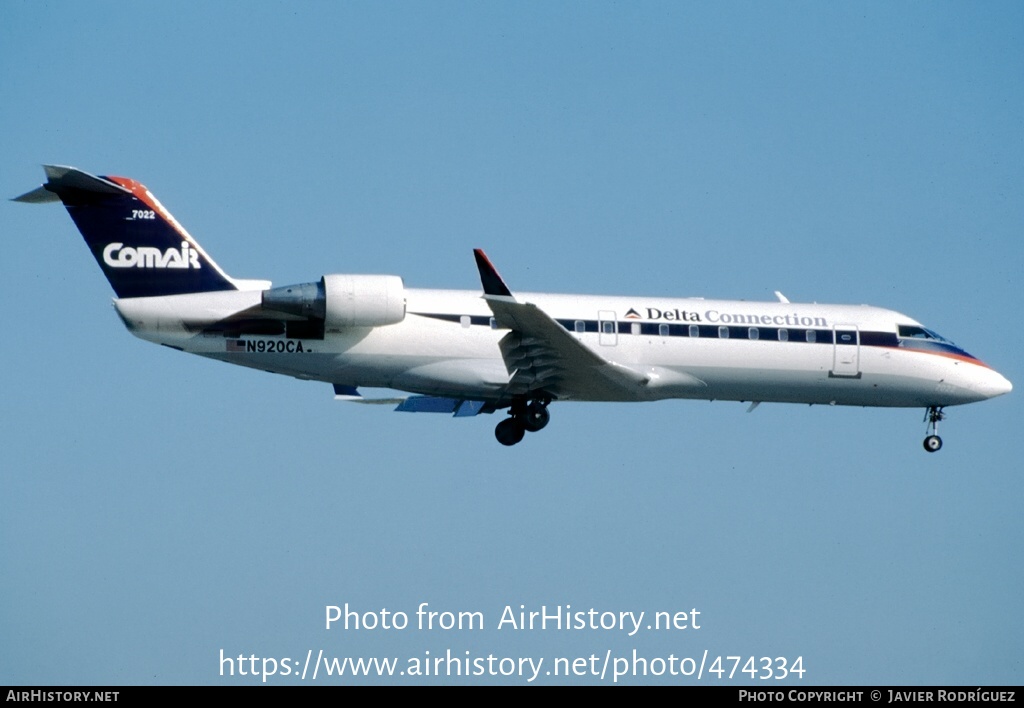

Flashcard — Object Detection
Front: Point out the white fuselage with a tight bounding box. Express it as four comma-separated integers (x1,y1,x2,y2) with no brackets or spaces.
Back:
113,287,1011,410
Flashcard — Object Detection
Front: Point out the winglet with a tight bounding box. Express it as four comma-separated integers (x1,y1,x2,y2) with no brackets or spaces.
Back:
473,249,513,297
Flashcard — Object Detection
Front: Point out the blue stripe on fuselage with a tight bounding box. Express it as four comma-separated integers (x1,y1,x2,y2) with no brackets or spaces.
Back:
409,311,986,364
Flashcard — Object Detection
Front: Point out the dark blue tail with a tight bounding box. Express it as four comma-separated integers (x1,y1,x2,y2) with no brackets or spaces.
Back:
15,165,238,298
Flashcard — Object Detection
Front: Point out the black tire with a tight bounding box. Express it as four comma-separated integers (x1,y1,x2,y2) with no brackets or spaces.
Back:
495,418,526,446
923,435,942,453
522,402,550,432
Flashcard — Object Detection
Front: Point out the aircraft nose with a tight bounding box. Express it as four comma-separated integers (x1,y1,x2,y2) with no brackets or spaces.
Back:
982,369,1013,399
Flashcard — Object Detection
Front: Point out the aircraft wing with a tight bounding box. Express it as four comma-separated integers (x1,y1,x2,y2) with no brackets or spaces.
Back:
473,250,654,400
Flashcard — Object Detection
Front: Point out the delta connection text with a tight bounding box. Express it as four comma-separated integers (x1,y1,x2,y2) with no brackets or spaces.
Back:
626,307,829,327
324,602,701,636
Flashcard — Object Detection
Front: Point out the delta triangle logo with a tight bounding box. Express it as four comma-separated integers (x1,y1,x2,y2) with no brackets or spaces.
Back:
624,308,642,319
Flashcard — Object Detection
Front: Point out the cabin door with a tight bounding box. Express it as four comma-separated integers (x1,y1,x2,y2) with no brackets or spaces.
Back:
831,326,861,378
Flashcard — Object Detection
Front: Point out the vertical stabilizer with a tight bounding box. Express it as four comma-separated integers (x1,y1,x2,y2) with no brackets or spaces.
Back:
14,165,239,298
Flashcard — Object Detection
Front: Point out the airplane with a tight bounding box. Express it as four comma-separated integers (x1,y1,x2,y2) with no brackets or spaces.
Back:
15,165,1012,450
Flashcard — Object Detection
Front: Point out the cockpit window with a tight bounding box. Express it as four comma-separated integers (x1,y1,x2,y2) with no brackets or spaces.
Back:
898,325,955,345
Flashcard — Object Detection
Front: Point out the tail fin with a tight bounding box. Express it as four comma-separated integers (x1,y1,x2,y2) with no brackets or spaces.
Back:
14,165,241,298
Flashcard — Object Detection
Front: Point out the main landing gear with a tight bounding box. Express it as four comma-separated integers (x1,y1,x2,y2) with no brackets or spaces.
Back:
494,396,551,446
923,406,945,453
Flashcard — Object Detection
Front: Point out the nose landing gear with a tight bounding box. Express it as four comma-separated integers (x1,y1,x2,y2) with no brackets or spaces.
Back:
923,406,945,452
494,396,551,446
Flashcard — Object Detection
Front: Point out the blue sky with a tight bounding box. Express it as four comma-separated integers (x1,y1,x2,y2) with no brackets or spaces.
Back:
1,2,1021,685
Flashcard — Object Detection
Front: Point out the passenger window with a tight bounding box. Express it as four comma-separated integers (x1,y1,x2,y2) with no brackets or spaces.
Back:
778,328,788,341
718,326,729,339
748,327,759,340
489,317,498,330
689,324,699,338
460,315,470,328
806,330,816,343
602,321,615,334
659,324,669,337
574,320,585,333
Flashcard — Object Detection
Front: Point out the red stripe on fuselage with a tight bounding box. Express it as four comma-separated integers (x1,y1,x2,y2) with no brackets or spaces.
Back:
879,345,991,370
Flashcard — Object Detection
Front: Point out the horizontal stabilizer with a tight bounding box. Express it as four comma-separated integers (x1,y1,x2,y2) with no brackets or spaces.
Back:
14,165,129,202
12,185,61,203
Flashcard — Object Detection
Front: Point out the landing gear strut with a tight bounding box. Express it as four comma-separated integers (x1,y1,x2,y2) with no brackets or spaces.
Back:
494,396,551,446
923,406,945,453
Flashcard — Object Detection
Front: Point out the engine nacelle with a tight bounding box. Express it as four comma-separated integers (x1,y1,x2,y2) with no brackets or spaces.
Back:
321,274,405,328
262,274,405,328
